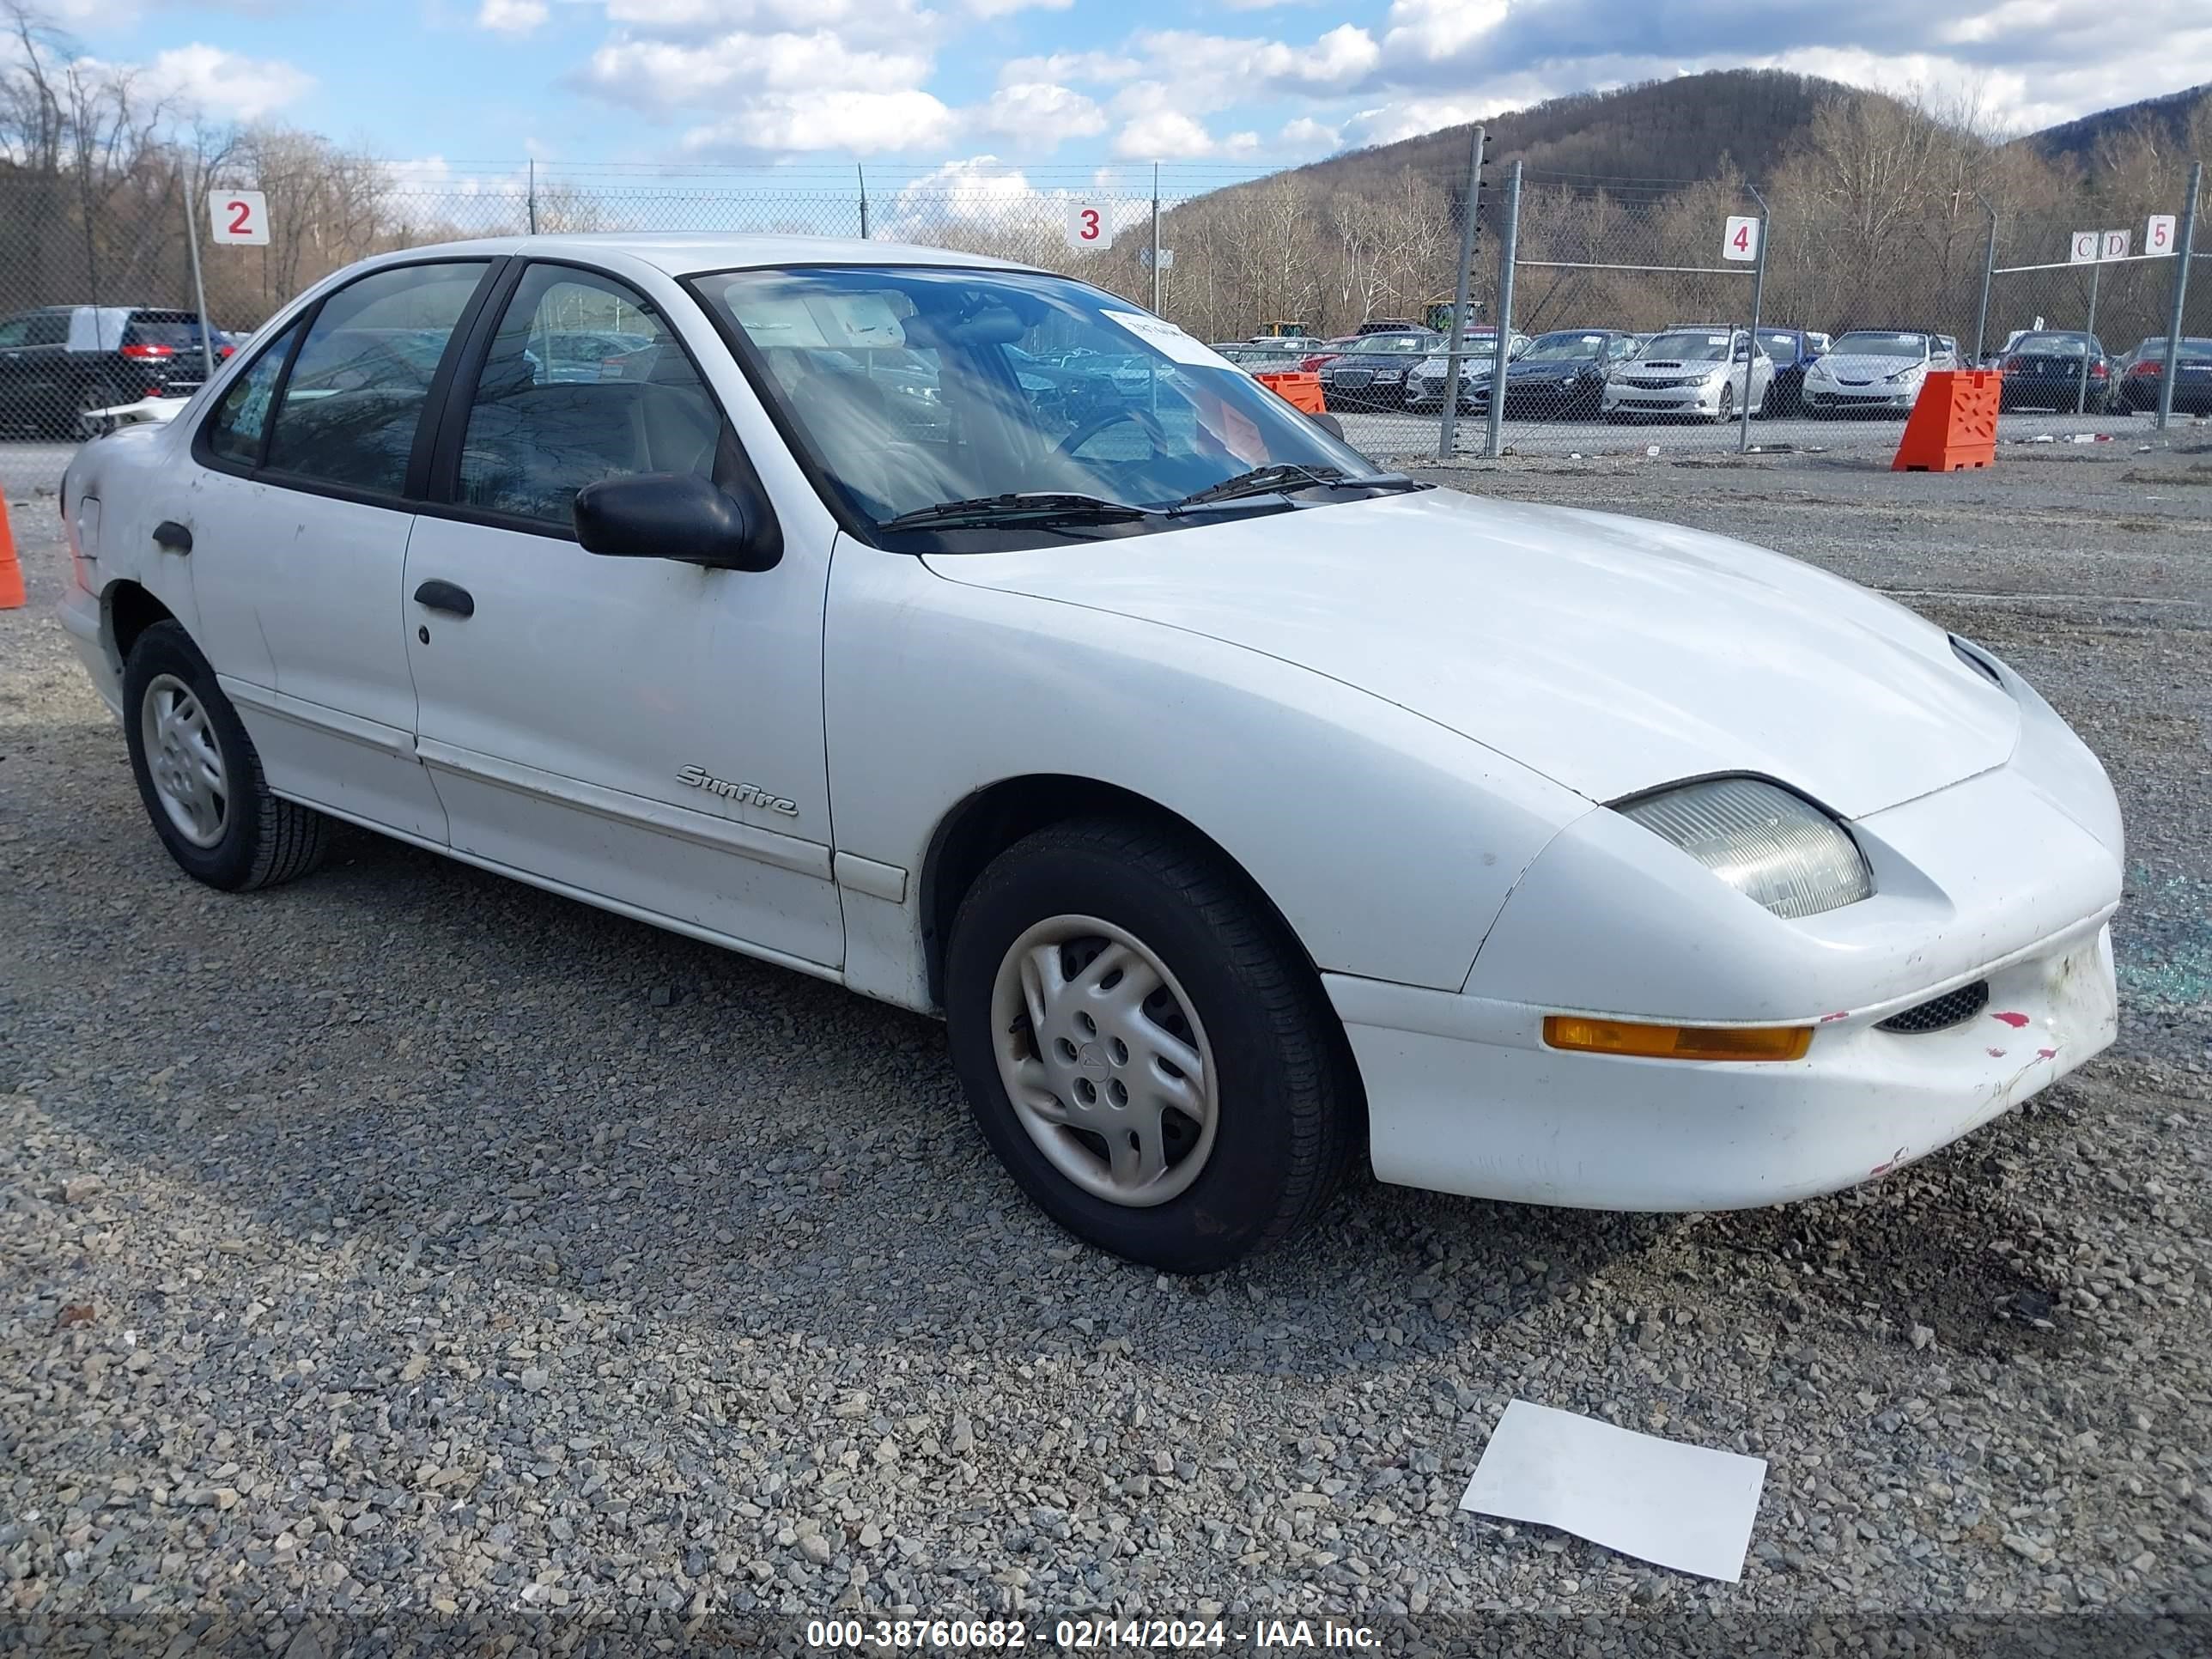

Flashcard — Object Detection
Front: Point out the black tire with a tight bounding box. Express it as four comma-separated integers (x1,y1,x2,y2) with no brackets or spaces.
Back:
1713,385,1735,425
121,620,330,891
62,376,126,438
945,816,1357,1274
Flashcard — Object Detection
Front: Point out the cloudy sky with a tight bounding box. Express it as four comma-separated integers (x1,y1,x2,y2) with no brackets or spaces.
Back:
40,0,2212,178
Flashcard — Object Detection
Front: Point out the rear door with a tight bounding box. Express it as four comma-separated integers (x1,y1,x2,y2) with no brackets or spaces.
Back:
402,258,842,968
0,309,71,432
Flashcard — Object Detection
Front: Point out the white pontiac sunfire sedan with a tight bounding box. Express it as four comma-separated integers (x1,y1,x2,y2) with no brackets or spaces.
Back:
58,234,2123,1273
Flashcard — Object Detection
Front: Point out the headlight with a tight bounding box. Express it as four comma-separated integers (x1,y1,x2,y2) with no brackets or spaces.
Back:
1616,776,1873,920
1887,366,1924,384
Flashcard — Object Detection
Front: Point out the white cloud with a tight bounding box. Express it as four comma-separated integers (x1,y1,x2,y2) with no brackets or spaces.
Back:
1113,109,1220,159
966,0,1070,15
477,0,548,33
980,82,1108,147
148,44,315,122
1379,0,1510,66
684,87,957,154
1277,115,1341,154
888,155,1038,233
583,30,932,106
603,0,932,45
998,50,1144,86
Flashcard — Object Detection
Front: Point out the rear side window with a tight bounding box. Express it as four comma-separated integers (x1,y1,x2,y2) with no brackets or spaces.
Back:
204,319,303,467
0,312,70,347
125,313,210,351
264,262,490,495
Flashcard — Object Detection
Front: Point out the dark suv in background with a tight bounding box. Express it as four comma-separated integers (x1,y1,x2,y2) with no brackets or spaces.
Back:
0,306,232,436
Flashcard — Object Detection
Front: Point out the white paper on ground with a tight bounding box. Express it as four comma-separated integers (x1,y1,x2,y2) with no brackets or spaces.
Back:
1458,1400,1767,1583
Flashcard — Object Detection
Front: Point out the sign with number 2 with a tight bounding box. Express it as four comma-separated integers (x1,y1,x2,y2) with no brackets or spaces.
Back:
1062,202,1113,252
209,189,270,246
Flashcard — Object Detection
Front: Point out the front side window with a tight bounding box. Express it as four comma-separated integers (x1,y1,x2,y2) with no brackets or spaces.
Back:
204,319,303,466
264,261,491,494
690,264,1389,534
453,264,726,528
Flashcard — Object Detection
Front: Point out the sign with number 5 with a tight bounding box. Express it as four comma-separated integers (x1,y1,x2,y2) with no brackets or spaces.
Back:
1062,202,1113,252
209,189,270,246
2148,214,2177,255
1721,215,1759,263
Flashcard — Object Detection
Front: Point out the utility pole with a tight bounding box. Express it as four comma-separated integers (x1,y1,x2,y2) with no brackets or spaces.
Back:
1972,192,1998,364
527,157,538,235
1739,182,1768,454
1436,125,1486,461
1483,160,1522,460
1150,162,1162,315
857,164,870,240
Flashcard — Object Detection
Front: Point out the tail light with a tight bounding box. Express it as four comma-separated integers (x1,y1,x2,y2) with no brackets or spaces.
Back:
2128,360,2160,377
2090,361,2108,379
217,343,236,359
119,343,174,360
1299,355,1328,372
2002,356,2026,372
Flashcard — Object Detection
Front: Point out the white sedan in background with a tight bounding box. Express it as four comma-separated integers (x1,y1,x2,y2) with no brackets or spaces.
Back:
58,234,2121,1273
1803,329,1960,415
1602,327,1774,422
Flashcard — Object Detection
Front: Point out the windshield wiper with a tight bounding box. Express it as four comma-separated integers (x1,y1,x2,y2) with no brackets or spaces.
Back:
1170,464,1425,510
877,492,1158,533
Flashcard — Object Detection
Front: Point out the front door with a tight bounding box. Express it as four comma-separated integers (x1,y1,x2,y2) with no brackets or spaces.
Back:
179,260,495,840
402,260,842,969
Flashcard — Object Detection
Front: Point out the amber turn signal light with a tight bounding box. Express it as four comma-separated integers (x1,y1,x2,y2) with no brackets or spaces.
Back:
1542,1015,1813,1063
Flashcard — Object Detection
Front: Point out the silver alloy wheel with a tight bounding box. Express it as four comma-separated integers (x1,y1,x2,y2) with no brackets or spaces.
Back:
990,915,1219,1207
141,672,228,848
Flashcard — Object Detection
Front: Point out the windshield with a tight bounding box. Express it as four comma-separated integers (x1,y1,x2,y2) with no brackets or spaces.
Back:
1345,335,1433,356
1832,331,1929,360
2009,332,2092,356
691,265,1382,533
1759,332,1798,359
1644,331,1732,362
1519,332,1607,362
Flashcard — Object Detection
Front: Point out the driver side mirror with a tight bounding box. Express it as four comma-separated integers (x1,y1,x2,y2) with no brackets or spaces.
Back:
574,473,781,573
1308,410,1346,441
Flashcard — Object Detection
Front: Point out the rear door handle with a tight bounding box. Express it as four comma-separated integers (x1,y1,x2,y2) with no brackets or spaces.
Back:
152,520,191,555
412,580,475,618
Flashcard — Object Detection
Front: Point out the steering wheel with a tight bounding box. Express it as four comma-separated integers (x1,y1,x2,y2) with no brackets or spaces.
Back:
1055,402,1170,458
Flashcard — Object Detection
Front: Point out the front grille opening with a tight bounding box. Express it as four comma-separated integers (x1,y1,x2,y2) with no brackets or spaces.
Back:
1876,980,1990,1035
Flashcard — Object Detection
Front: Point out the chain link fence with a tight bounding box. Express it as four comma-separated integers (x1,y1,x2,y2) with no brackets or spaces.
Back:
3,150,2206,458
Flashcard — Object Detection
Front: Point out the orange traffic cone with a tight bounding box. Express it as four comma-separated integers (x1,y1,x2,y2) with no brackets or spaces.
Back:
0,489,25,610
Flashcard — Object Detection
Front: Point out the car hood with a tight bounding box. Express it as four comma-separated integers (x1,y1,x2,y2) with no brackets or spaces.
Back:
922,489,2019,820
1503,357,1597,379
1813,354,1925,379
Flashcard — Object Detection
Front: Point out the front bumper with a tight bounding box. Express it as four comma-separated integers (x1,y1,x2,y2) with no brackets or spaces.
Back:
1805,382,1918,411
1331,918,2114,1211
1602,380,1727,416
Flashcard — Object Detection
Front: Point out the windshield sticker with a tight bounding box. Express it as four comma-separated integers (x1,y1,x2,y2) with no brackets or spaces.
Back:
1102,310,1239,371
726,289,907,351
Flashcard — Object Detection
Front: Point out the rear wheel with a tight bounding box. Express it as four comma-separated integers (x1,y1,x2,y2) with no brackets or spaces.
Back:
122,621,330,891
945,817,1356,1273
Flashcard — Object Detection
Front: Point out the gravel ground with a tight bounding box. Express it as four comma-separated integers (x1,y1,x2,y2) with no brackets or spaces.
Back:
2,441,2209,1654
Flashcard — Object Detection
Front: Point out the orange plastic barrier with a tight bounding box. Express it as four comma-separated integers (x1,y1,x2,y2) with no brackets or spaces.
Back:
0,489,23,610
1254,370,1328,416
1892,369,2001,473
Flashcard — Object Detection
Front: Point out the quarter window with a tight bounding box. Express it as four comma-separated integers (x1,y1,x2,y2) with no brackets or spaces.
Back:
204,320,302,467
263,262,490,494
454,264,726,529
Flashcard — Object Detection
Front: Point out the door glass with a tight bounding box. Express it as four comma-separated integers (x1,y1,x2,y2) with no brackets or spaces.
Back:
204,320,302,467
456,265,725,527
264,262,490,495
18,313,70,347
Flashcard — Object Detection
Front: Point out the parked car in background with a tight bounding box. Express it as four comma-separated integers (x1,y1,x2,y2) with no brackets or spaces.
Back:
2114,337,2212,413
1997,331,2117,414
1297,335,1367,373
1314,331,1443,409
0,305,230,436
1755,327,1832,416
1405,331,1533,411
1801,330,1955,416
1468,328,1640,420
1356,318,1421,335
1210,342,1311,374
1603,327,1774,423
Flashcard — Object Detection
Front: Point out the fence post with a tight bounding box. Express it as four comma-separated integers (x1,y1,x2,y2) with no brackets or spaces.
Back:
1483,160,1522,460
1151,162,1162,315
184,183,215,380
1436,124,1485,461
1973,192,1998,365
2078,255,2102,416
1740,182,1769,454
2158,161,2202,431
527,158,538,236
857,165,870,240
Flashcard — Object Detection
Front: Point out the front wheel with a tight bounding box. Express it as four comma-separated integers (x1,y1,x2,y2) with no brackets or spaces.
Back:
1712,385,1735,425
945,817,1356,1273
122,621,331,891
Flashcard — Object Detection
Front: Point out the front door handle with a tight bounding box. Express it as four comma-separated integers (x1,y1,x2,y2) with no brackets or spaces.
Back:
152,520,192,555
412,580,475,618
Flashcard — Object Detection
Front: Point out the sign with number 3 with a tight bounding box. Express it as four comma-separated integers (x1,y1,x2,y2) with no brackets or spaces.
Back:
209,189,270,246
1062,201,1113,252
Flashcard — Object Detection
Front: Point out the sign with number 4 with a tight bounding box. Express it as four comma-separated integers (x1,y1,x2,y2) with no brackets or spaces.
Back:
2148,215,2177,255
1722,216,1759,263
1062,201,1113,252
209,189,270,246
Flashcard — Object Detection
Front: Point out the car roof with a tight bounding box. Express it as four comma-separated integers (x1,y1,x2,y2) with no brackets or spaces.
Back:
361,232,1032,279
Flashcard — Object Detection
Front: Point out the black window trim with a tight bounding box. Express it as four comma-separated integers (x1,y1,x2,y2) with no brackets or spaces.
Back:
418,253,779,552
190,255,508,514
